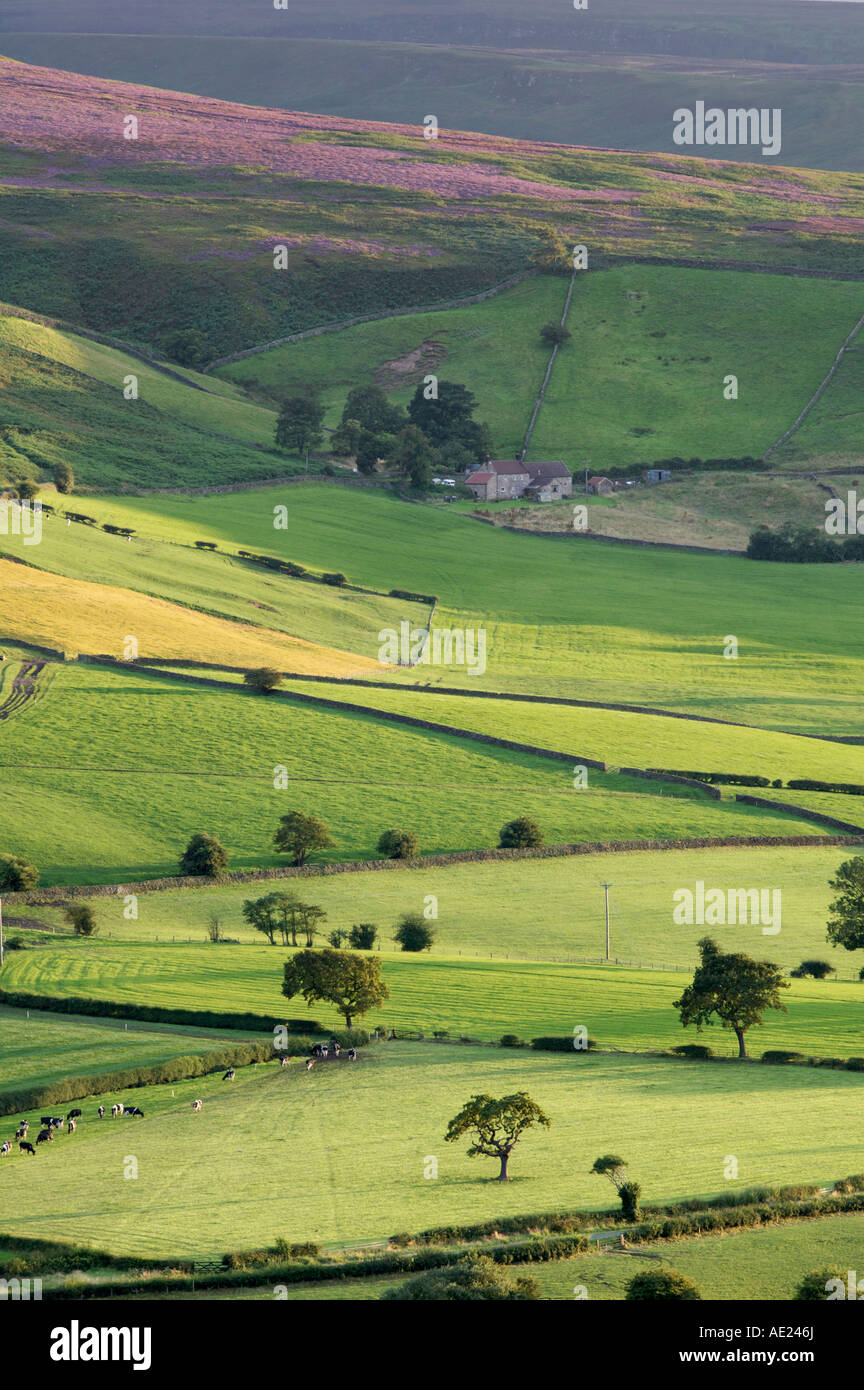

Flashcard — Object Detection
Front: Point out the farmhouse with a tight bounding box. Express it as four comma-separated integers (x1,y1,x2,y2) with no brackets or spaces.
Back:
465,459,572,501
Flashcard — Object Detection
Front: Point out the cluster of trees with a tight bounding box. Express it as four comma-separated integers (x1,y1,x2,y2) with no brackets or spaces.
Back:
275,380,491,488
241,894,434,955
747,525,863,563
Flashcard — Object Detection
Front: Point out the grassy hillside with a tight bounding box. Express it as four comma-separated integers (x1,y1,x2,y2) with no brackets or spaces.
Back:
0,1045,862,1257
6,942,864,1057
2,56,864,363
40,842,860,977
0,512,430,663
217,268,864,471
0,663,816,885
71,485,864,732
0,1007,266,1097
0,558,377,673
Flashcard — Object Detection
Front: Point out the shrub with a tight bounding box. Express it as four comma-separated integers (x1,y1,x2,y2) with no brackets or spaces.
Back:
530,1035,597,1053
194,541,218,550
500,1034,525,1048
793,959,836,979
377,828,419,860
65,903,98,937
626,1269,701,1300
794,1268,849,1301
243,667,284,694
761,1050,805,1064
389,589,437,605
179,832,229,878
322,572,347,587
540,322,572,347
348,923,378,950
382,1254,541,1301
393,912,435,952
672,1044,714,1059
0,854,39,891
620,1181,641,1223
54,463,74,493
499,817,543,850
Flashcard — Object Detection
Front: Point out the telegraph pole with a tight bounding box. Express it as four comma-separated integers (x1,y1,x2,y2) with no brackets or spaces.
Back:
0,895,4,969
602,883,611,961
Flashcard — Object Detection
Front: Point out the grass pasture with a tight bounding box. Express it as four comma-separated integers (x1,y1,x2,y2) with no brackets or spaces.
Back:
0,662,820,884
34,842,859,976
5,943,864,1058
2,1045,864,1259
71,485,864,732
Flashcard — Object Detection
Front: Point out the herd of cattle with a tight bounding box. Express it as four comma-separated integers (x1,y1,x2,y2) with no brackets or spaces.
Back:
1,1104,144,1156
1,1048,360,1155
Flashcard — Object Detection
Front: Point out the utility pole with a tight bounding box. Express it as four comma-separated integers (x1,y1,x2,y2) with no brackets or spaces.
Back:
0,894,4,969
584,461,591,498
602,883,611,961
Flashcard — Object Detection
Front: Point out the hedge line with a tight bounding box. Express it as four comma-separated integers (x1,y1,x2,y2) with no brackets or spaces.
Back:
32,1188,864,1300
735,793,864,835
650,769,775,788
0,987,369,1049
789,778,864,796
0,1040,275,1117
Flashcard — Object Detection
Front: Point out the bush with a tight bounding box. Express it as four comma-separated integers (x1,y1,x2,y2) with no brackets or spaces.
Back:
322,572,347,587
792,959,836,980
194,541,218,551
794,1268,849,1301
393,913,435,952
348,923,378,950
243,667,284,694
54,463,74,494
65,903,98,937
499,817,543,850
620,1181,641,1223
672,1044,714,1059
626,1269,701,1300
530,1035,597,1053
382,1254,541,1301
0,853,39,891
179,832,229,878
500,1034,525,1048
377,828,419,860
389,589,437,605
761,1050,805,1064
540,322,572,347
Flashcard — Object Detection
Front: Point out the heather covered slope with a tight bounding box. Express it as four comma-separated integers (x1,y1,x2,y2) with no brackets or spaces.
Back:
1,55,863,359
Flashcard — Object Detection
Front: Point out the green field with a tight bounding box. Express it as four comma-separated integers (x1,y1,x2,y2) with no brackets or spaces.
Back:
1,1044,863,1258
68,485,864,732
28,842,857,976
0,1006,268,1098
0,661,811,885
146,1211,864,1300
6,942,864,1057
0,509,430,663
217,268,864,473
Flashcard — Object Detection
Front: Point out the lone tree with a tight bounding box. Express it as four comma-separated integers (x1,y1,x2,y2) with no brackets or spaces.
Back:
64,903,98,937
282,948,389,1028
590,1154,641,1222
274,811,334,866
444,1092,551,1182
673,936,789,1059
626,1270,701,1301
275,393,325,456
826,856,864,954
499,817,543,850
540,322,571,347
349,922,378,950
393,912,435,952
383,1254,540,1301
243,667,283,694
53,462,74,494
0,853,39,891
179,833,229,878
377,828,419,860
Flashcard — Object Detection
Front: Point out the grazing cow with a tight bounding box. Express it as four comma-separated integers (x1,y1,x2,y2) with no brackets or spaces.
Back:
36,1130,52,1145
1,1142,11,1156
347,1048,357,1061
124,1106,144,1117
192,1100,202,1111
14,1125,27,1141
222,1068,235,1081
67,1118,76,1134
97,1106,105,1119
18,1119,28,1132
111,1104,122,1118
66,1108,82,1121
305,1058,315,1071
280,1055,292,1068
49,1118,63,1130
19,1141,35,1156
40,1117,52,1128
